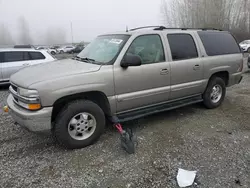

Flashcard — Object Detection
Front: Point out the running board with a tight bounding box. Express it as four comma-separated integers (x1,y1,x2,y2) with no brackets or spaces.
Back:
114,96,203,122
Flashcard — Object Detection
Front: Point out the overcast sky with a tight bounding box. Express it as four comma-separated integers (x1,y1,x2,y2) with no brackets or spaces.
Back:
0,0,164,44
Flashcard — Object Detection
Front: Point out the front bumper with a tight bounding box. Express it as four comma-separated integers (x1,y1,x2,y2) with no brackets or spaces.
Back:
228,72,243,87
7,94,53,133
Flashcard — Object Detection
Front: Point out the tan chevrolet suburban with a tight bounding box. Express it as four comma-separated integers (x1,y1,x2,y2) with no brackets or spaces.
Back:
7,26,243,149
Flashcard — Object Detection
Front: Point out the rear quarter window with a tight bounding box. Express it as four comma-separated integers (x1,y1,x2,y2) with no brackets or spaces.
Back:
198,31,240,56
29,52,46,60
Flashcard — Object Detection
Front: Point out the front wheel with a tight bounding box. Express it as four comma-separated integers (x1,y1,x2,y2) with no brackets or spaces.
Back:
203,77,226,109
54,100,105,149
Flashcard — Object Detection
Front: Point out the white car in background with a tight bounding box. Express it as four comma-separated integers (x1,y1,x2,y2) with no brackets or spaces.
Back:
239,40,250,53
36,46,58,55
58,46,75,53
0,48,55,85
47,48,58,55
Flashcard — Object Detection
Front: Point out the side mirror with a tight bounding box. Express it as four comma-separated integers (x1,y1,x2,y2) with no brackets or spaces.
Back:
121,54,142,68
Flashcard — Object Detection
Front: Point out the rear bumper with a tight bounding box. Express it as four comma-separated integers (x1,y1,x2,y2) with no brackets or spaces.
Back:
7,94,52,134
228,72,243,86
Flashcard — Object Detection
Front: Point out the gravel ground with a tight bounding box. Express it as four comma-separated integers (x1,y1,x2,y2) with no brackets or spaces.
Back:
0,67,250,187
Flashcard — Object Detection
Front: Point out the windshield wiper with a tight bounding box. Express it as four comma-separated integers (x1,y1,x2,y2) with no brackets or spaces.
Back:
73,56,97,64
72,56,82,61
80,57,96,62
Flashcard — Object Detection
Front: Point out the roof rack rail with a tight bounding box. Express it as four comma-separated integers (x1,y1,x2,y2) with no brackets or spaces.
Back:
153,27,223,31
129,26,166,31
129,26,223,31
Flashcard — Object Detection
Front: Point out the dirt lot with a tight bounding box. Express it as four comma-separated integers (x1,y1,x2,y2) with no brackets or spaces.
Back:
0,63,249,187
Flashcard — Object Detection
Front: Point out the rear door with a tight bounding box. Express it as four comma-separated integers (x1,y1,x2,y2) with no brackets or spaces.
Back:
166,33,204,100
2,51,31,80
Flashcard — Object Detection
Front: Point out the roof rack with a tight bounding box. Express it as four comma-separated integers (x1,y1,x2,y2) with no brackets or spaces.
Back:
129,26,223,31
174,27,223,31
129,26,166,31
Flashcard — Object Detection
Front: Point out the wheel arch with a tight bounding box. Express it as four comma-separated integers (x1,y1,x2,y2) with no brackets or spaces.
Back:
51,91,111,123
208,71,229,86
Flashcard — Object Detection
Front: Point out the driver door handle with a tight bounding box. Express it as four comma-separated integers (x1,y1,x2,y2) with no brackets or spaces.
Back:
160,68,169,75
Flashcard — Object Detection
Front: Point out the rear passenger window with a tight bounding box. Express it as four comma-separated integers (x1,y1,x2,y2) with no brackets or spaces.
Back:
3,52,26,62
167,34,198,61
29,52,45,60
198,31,240,56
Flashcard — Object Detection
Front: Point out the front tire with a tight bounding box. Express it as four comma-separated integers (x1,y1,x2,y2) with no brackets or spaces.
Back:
203,77,226,109
54,100,105,149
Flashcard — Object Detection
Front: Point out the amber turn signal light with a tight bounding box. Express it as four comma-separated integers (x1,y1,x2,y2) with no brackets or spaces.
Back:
3,106,9,112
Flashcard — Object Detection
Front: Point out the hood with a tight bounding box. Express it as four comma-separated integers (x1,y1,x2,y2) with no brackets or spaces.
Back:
240,43,248,47
10,59,101,88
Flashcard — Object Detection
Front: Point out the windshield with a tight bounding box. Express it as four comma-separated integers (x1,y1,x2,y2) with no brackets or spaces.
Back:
77,34,130,64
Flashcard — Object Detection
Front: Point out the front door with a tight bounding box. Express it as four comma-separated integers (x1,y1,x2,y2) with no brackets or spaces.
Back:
114,34,171,113
166,33,204,99
2,51,30,80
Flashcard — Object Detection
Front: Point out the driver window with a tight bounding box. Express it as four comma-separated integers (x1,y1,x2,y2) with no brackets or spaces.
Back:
126,34,165,64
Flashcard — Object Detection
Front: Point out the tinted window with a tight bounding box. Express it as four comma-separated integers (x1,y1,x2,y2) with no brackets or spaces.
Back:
198,31,240,56
0,52,3,62
14,45,33,48
23,52,30,60
167,34,198,61
3,52,28,62
126,35,165,64
29,52,45,60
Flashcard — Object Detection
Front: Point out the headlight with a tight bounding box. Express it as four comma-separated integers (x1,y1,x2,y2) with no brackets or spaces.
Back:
15,88,41,110
18,88,39,98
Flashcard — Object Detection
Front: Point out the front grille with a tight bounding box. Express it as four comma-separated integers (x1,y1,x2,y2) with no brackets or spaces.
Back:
11,84,18,93
13,96,18,103
9,84,40,105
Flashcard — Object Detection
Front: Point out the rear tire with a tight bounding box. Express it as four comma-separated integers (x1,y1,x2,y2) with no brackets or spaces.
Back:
203,77,226,109
54,100,105,149
248,48,250,53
